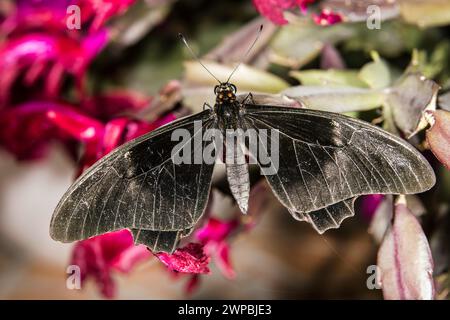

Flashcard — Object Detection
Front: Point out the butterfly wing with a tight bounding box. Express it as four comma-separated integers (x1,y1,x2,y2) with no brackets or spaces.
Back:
50,110,217,252
243,105,435,232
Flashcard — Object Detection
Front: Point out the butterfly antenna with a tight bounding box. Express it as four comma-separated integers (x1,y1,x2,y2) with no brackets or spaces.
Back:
226,24,264,83
178,33,221,84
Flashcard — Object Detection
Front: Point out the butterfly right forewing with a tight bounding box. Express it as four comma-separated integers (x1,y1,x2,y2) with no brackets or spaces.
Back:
243,104,435,232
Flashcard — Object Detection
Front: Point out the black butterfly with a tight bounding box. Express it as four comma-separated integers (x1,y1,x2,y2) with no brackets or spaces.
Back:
50,30,436,253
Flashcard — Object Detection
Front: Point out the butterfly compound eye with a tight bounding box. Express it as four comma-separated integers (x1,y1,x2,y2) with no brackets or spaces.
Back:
214,85,219,94
230,84,236,93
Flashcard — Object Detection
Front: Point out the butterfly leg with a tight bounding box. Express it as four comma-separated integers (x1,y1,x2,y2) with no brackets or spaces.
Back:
203,102,212,111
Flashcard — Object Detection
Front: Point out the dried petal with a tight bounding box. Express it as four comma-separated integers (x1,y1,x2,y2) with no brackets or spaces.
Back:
204,17,276,66
320,43,346,70
426,110,450,169
386,73,439,137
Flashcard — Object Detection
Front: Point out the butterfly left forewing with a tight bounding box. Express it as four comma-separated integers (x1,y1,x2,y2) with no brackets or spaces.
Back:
50,110,217,252
243,104,435,231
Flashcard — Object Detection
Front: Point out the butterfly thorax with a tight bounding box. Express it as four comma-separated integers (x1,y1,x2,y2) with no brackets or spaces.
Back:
214,82,243,131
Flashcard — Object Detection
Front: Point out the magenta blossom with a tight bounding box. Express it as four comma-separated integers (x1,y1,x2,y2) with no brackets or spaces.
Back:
71,229,151,298
253,0,315,25
0,31,107,106
0,0,135,106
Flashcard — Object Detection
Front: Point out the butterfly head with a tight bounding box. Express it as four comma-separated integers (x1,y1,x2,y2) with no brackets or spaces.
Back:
215,83,236,104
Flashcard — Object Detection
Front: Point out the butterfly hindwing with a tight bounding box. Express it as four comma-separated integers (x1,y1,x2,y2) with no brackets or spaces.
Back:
50,110,217,250
243,105,435,231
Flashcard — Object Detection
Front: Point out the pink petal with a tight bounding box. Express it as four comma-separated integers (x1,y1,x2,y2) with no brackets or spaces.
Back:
71,238,117,298
426,110,450,169
78,0,136,32
359,194,385,221
195,218,239,244
253,0,316,24
46,103,104,142
210,242,235,279
155,243,210,274
0,101,90,160
110,245,151,273
71,229,149,298
377,198,435,300
102,118,129,154
313,10,343,26
185,274,201,294
297,0,315,14
151,113,178,129
253,0,295,25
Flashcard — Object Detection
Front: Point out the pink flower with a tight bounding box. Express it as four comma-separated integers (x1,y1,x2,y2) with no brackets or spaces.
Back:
0,101,88,160
0,30,108,106
154,243,210,274
0,92,177,168
312,9,343,26
0,0,135,106
71,229,151,298
253,0,315,25
3,0,136,34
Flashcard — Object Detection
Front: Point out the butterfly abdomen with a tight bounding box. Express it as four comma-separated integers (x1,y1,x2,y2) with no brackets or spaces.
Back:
225,136,250,214
226,164,250,214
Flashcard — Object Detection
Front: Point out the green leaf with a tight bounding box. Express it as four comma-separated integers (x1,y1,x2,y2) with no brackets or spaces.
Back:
358,52,391,89
290,69,367,87
183,60,289,93
270,20,355,68
282,86,384,112
399,0,450,28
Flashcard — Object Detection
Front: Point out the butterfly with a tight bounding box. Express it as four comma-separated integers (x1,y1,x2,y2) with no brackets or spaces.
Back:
50,28,436,253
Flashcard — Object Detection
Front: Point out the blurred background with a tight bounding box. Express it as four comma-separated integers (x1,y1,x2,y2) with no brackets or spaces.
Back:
0,0,449,299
